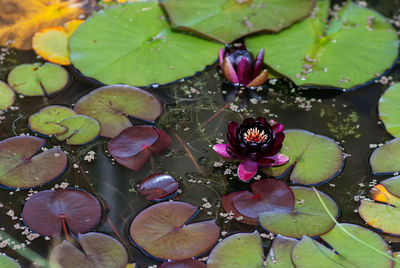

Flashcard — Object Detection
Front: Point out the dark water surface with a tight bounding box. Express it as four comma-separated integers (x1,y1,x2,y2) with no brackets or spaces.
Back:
0,0,400,267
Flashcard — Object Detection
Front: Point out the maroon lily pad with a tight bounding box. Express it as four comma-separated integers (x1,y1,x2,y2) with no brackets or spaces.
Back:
49,232,128,268
108,126,172,171
0,136,67,189
139,173,179,201
221,191,258,225
232,179,295,218
159,259,206,268
22,188,101,237
129,201,220,261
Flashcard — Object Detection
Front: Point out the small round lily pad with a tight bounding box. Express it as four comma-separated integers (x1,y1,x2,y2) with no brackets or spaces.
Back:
74,85,162,138
22,188,101,237
49,232,128,268
207,231,263,268
7,63,70,96
0,136,67,189
28,105,76,136
265,235,297,267
0,254,21,268
129,201,219,261
139,173,179,201
56,115,100,145
0,81,15,111
292,223,393,268
259,187,338,238
370,138,400,174
262,130,344,185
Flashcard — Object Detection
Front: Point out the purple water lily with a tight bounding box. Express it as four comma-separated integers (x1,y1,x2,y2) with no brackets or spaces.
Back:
213,117,289,182
219,46,268,87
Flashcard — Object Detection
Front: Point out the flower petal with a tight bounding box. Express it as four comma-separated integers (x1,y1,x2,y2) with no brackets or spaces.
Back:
265,132,285,156
270,119,284,135
255,117,267,125
227,120,239,147
213,144,234,159
222,58,239,84
238,160,258,182
247,69,268,87
237,57,252,85
259,154,289,167
219,48,225,69
253,48,265,77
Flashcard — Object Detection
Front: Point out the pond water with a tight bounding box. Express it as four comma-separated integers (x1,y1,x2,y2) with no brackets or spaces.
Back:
0,0,400,267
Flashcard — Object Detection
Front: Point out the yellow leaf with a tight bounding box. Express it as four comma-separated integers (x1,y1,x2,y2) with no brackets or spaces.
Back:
0,0,96,50
371,184,400,207
32,20,83,65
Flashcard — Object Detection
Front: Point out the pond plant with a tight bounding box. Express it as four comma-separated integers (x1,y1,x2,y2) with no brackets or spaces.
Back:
0,0,399,267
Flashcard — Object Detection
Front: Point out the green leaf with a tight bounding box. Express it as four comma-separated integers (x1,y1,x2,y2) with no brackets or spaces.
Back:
246,0,399,90
0,255,20,268
28,105,76,136
69,2,222,87
56,115,100,145
0,81,15,111
207,231,264,268
7,63,70,96
379,83,400,137
160,0,315,44
265,235,297,267
262,130,344,185
259,187,338,238
370,138,400,175
74,85,162,138
292,223,394,268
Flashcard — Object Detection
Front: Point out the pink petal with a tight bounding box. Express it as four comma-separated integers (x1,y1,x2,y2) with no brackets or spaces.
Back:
237,57,252,85
253,48,265,77
222,58,239,84
269,120,284,135
238,160,258,182
219,48,225,69
212,144,233,159
259,154,289,167
247,69,268,87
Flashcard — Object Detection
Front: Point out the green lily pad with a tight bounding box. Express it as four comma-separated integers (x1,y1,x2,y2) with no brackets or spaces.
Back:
74,85,162,138
266,235,297,267
359,176,400,235
291,223,393,267
129,201,220,261
0,136,67,189
56,115,100,145
259,187,338,238
0,254,20,268
246,0,399,90
7,63,70,96
28,105,76,136
378,83,400,138
262,130,344,185
207,231,263,268
69,2,222,87
0,81,15,111
370,138,400,175
49,232,128,268
160,0,315,44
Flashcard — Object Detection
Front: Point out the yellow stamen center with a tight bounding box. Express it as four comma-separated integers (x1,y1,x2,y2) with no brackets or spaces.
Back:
243,127,267,143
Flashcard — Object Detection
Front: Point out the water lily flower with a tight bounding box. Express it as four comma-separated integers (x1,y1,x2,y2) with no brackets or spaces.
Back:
213,117,289,182
219,46,268,87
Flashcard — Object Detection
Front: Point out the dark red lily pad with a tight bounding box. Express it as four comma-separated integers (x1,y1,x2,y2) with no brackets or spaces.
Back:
222,191,258,225
232,179,295,218
109,126,172,171
49,232,128,268
139,173,179,201
22,188,101,237
0,136,67,189
159,259,206,268
129,201,219,261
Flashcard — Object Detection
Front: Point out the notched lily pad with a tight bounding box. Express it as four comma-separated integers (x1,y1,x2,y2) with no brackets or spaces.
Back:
56,115,100,145
0,81,15,111
259,187,338,238
359,176,400,235
0,254,21,268
109,125,171,171
22,188,101,237
266,235,297,267
246,0,399,90
0,136,67,189
28,105,76,136
139,173,179,201
129,201,219,261
370,138,400,174
263,130,344,185
207,231,263,268
292,223,393,267
74,85,162,138
221,191,258,225
160,0,315,44
7,63,70,96
49,232,128,268
69,2,222,87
